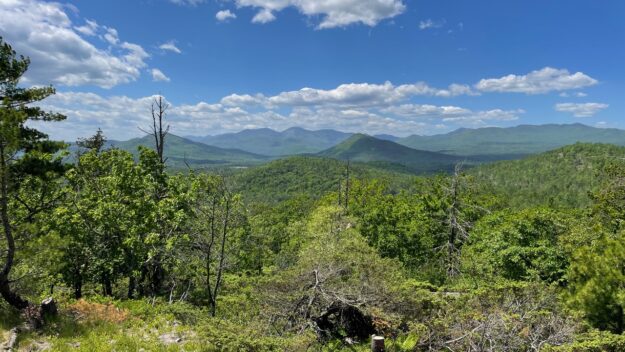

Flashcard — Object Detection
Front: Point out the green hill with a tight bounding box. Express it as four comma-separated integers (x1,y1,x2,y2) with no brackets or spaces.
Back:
112,134,269,169
398,123,625,157
317,134,462,174
233,156,416,203
188,127,352,156
470,143,625,209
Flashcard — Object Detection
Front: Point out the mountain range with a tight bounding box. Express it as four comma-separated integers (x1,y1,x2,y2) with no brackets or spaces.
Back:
189,124,625,158
187,127,351,156
396,123,625,156
110,134,269,169
97,123,625,172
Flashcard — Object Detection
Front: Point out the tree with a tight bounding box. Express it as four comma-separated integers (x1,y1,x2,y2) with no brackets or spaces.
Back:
462,207,578,284
141,95,169,165
186,174,243,316
568,235,625,333
0,37,65,310
567,162,625,332
53,147,187,299
76,128,107,154
420,167,493,279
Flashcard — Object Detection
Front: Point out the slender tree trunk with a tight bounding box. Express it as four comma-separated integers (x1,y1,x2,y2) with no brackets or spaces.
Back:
210,196,230,317
128,275,136,299
0,145,29,309
73,270,83,299
103,276,112,296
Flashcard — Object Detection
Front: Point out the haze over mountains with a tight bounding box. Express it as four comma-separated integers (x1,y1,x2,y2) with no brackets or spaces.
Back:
397,123,625,156
110,134,269,168
104,123,625,172
187,127,351,156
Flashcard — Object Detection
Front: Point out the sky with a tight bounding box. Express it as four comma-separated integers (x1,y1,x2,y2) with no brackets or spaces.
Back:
0,0,623,140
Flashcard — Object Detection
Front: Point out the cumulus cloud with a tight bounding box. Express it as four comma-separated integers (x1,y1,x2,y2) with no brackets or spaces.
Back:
252,9,276,23
216,10,237,22
265,81,477,107
475,67,598,94
555,103,608,117
151,69,171,82
234,0,406,28
0,0,149,88
159,41,182,54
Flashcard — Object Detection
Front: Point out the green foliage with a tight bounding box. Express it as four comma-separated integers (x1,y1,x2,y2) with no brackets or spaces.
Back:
51,147,189,297
567,234,625,333
544,331,625,352
462,207,581,283
0,36,66,309
234,156,416,203
470,143,625,209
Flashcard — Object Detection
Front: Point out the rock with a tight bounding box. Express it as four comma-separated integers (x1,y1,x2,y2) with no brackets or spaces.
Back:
159,333,182,345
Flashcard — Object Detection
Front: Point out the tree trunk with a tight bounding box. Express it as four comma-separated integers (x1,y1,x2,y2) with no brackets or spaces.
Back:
0,277,28,309
128,275,136,299
103,277,112,296
0,147,29,310
73,274,83,300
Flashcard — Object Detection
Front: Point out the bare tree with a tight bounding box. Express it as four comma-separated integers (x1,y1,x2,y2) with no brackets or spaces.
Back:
140,95,170,165
444,163,469,277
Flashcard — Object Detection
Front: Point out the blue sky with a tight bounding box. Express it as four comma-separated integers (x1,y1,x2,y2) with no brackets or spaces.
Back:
0,0,623,140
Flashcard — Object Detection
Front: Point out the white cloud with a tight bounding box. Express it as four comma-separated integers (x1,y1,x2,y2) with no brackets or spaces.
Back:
555,103,608,117
0,0,149,88
221,94,267,107
216,10,237,22
34,85,522,141
419,18,445,30
234,0,406,29
252,9,276,24
74,19,98,36
159,41,182,54
266,81,476,107
475,67,598,94
151,69,171,82
382,105,522,123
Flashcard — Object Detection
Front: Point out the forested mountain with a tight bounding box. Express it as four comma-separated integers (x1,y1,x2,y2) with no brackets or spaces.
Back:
233,156,416,203
317,133,462,173
112,134,270,168
398,123,625,156
470,143,625,208
187,127,351,156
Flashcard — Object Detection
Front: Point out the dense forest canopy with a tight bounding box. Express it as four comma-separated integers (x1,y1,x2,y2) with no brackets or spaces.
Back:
3,37,625,352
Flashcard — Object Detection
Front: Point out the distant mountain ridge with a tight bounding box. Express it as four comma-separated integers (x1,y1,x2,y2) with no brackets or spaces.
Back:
111,134,269,169
397,123,625,156
187,127,351,156
316,134,461,174
187,124,625,159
